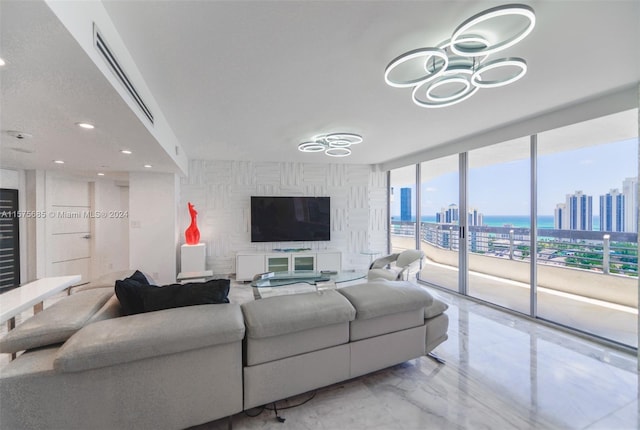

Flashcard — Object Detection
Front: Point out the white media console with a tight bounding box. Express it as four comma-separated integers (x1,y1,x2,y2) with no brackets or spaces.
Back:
235,249,342,281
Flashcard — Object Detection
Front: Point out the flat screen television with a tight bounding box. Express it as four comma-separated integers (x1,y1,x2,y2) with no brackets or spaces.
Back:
251,196,330,242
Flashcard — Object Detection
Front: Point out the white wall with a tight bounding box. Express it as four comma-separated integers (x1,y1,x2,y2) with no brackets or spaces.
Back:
91,179,129,277
129,172,180,284
180,160,387,274
25,170,45,280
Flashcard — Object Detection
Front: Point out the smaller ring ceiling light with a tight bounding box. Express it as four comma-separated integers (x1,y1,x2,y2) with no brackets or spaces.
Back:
472,57,527,88
384,4,535,108
298,133,363,157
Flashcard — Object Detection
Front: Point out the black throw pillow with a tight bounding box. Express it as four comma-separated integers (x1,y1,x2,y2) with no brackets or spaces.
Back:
114,270,153,316
127,269,151,286
141,279,230,313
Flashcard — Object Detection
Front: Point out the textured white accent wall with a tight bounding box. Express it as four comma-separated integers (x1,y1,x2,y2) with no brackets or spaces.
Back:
180,160,387,275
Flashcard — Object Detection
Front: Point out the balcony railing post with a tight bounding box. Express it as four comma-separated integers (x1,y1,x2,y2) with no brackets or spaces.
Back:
509,229,514,260
603,234,610,275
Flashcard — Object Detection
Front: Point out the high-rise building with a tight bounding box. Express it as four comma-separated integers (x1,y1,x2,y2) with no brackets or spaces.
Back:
400,187,411,221
467,208,485,253
599,189,624,232
566,191,592,231
554,203,566,229
622,177,638,233
436,204,459,224
467,208,483,226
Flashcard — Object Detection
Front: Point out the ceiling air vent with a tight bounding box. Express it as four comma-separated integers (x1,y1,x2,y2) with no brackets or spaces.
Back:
93,24,154,125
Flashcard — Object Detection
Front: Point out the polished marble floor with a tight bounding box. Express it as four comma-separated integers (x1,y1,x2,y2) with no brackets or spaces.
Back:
196,282,639,430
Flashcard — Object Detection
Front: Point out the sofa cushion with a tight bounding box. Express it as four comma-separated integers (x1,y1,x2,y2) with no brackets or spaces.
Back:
0,345,59,381
86,294,123,324
424,297,449,319
337,280,433,320
241,290,356,339
54,303,245,373
0,289,114,354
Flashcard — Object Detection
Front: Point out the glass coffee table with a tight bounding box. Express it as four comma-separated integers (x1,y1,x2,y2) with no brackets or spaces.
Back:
251,270,366,299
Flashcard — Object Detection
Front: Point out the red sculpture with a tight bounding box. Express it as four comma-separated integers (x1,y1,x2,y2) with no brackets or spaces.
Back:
185,202,200,245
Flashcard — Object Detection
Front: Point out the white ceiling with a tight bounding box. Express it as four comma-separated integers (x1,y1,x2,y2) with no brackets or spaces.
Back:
1,0,639,177
0,0,184,178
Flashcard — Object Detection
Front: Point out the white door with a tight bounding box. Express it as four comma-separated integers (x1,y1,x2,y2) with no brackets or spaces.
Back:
45,175,92,283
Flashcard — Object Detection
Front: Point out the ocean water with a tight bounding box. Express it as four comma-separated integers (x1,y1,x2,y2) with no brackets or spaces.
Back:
398,215,603,230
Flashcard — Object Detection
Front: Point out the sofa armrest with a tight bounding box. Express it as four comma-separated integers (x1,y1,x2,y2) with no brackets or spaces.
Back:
53,303,245,373
424,297,448,319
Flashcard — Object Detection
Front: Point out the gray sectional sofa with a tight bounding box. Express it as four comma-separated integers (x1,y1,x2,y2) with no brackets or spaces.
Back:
0,273,448,430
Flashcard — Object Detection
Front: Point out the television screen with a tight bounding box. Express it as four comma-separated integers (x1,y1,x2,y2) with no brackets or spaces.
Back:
251,196,331,242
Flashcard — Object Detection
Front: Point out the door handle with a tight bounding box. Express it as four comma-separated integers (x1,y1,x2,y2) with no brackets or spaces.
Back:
82,234,91,239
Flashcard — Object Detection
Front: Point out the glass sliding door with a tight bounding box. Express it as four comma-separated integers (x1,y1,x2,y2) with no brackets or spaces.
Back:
418,155,459,292
390,165,417,253
467,138,531,313
537,109,638,347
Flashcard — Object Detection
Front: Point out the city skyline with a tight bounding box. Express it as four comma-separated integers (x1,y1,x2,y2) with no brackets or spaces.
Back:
391,137,637,218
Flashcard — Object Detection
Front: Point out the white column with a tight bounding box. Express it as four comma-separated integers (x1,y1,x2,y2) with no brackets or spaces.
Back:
129,172,180,285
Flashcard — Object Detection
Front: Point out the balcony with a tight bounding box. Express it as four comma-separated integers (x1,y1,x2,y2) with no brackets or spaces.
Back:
391,221,638,348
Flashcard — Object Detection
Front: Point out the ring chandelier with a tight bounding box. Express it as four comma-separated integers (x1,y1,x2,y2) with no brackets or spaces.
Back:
298,133,363,157
384,4,535,108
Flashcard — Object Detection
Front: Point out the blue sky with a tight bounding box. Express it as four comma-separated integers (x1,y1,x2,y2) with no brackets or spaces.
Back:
392,138,637,217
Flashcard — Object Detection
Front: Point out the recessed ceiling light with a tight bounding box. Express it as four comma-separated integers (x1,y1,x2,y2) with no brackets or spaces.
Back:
143,164,152,168
0,57,6,67
97,172,105,176
120,149,132,155
6,130,32,140
76,122,95,129
53,160,65,164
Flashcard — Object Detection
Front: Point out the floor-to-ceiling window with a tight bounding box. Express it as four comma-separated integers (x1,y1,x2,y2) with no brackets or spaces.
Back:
395,107,638,349
537,109,638,347
467,138,531,314
390,165,417,253
417,155,459,291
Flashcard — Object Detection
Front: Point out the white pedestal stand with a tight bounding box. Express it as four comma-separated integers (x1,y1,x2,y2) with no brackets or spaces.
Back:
181,243,206,273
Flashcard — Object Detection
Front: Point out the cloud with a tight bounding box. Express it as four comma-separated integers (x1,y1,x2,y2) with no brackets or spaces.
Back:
425,187,437,192
579,159,594,165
